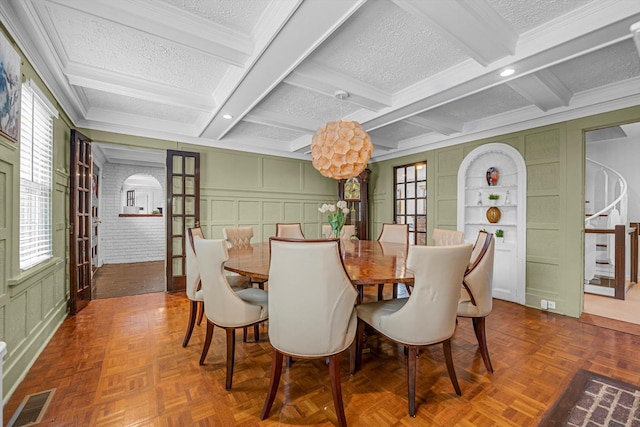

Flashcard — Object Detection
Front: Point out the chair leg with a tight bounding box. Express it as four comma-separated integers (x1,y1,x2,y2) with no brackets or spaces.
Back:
407,346,417,417
355,319,366,373
254,323,260,342
199,320,214,365
404,283,412,295
472,317,494,373
356,285,364,304
392,283,398,299
260,349,284,420
286,356,293,367
377,283,385,300
225,328,236,390
182,300,198,347
243,327,248,342
329,354,348,427
196,300,204,326
442,338,461,396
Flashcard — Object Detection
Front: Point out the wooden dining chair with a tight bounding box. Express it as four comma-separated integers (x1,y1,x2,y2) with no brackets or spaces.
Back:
195,238,269,390
377,223,409,300
469,230,490,266
275,223,305,239
458,233,495,373
352,243,473,416
261,237,358,427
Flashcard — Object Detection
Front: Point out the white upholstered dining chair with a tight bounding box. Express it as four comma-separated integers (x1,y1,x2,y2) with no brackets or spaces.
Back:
223,225,267,293
458,233,495,373
261,237,358,427
223,226,254,248
353,243,473,417
195,238,269,390
432,228,464,246
183,227,249,347
182,227,205,347
275,223,305,239
377,223,409,300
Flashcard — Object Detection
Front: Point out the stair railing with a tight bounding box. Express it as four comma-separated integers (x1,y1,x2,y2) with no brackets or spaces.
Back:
585,158,628,227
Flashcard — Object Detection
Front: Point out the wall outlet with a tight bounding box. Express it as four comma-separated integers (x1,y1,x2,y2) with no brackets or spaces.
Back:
540,299,548,309
547,300,556,309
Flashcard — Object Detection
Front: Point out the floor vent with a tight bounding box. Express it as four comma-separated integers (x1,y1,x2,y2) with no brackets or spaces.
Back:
7,388,55,427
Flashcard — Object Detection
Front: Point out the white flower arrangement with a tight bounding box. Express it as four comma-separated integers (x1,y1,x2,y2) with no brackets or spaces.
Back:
319,200,350,237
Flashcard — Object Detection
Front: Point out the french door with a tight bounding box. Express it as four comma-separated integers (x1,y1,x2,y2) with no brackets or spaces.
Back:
394,161,427,245
69,129,93,314
165,150,200,292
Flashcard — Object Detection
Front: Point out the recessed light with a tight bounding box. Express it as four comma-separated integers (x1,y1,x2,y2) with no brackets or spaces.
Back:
500,68,515,77
222,114,233,120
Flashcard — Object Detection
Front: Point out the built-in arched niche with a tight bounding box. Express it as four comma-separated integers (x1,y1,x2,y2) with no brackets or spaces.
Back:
457,143,526,304
121,173,164,215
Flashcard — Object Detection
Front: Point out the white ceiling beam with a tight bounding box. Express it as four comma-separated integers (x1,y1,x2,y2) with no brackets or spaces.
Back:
243,110,317,134
65,62,216,111
507,70,573,112
404,113,463,136
85,107,200,136
284,61,392,112
200,0,368,141
49,0,252,66
365,1,640,131
392,0,517,66
370,137,399,150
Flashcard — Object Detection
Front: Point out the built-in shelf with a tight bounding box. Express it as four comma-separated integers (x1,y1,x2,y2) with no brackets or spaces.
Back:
457,143,527,305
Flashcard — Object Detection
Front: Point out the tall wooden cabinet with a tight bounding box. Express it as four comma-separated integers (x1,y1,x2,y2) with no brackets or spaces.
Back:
338,169,370,240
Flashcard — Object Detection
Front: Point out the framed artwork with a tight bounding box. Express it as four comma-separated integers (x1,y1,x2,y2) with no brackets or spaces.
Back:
0,32,21,142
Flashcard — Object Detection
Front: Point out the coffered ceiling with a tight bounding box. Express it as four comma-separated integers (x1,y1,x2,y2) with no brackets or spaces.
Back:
2,0,640,162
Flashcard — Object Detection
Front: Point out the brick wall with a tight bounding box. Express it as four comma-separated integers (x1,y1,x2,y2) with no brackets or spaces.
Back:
100,163,165,264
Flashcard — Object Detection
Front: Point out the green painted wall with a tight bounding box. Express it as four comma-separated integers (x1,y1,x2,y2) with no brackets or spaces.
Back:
1,25,72,404
370,105,640,318
81,129,338,241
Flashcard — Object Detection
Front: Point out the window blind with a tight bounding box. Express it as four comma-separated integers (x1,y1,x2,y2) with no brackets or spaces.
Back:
19,82,56,269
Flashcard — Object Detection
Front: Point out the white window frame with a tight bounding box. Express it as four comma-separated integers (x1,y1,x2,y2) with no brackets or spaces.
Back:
19,80,58,270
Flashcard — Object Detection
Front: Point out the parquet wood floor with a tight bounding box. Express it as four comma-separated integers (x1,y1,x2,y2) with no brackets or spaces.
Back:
5,287,640,426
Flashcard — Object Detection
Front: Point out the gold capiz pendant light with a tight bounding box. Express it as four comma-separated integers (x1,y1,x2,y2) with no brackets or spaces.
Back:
311,91,373,180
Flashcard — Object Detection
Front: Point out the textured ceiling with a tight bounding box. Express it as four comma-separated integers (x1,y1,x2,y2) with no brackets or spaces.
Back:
2,0,640,163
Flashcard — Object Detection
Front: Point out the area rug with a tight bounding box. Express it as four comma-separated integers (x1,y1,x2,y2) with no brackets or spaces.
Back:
539,369,640,426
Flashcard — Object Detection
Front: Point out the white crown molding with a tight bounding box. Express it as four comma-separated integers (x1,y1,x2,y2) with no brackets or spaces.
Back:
392,0,517,66
1,0,83,125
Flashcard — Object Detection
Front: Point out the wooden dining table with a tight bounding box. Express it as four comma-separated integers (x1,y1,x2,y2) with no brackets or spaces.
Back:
224,240,414,291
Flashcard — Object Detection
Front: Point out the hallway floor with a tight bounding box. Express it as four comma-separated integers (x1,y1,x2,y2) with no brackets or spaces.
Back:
93,261,165,299
583,283,640,325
